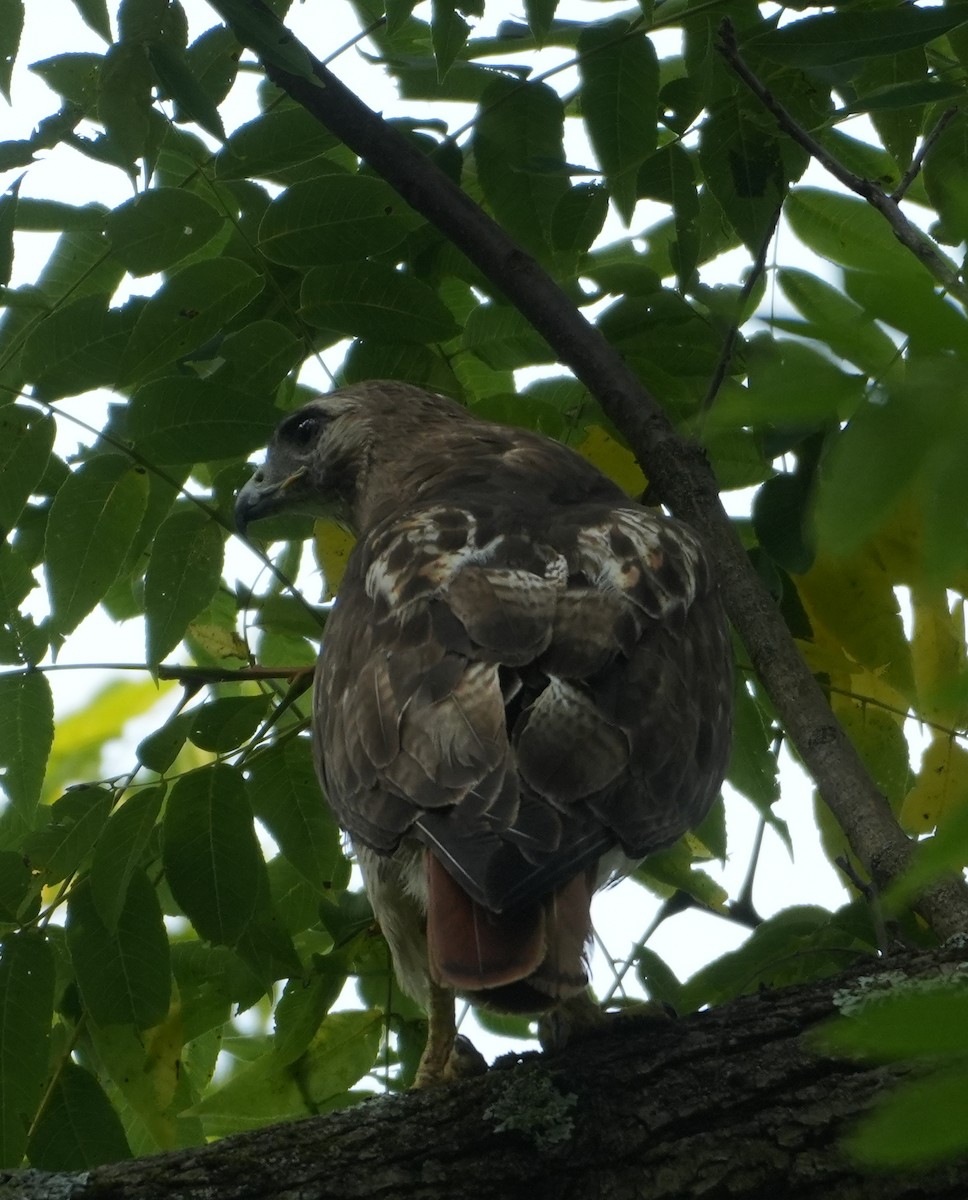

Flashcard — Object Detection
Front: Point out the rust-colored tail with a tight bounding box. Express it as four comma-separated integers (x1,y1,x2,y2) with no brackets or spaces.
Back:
425,852,593,1011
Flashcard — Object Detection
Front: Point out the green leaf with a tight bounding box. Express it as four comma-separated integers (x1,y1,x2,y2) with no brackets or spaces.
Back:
44,454,149,636
431,0,470,80
259,175,415,267
144,509,224,665
341,340,460,398
24,784,112,884
847,1064,968,1168
777,267,899,378
678,906,866,1012
22,293,137,400
136,711,192,774
163,763,269,947
634,946,684,1013
637,144,700,288
218,319,302,395
67,872,171,1028
786,186,937,281
32,225,125,305
748,6,968,66
813,378,956,556
0,672,54,842
462,303,555,370
753,473,813,575
29,52,101,108
186,25,240,112
0,850,31,920
525,0,558,45
550,183,609,254
127,376,280,463
96,41,153,166
699,97,784,252
0,174,19,287
922,113,968,247
708,336,863,431
300,262,459,344
0,933,54,1168
246,739,347,894
727,680,781,818
71,0,111,42
90,786,165,932
273,957,348,1066
188,695,269,753
635,838,728,911
117,258,265,386
215,103,342,181
0,405,54,532
147,40,225,140
844,269,968,355
105,188,224,276
0,0,23,102
820,986,968,1060
190,1009,381,1134
578,21,659,222
27,1062,130,1168
472,76,569,258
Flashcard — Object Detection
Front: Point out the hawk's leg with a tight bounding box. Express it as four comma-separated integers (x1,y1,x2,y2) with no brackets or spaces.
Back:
413,981,486,1087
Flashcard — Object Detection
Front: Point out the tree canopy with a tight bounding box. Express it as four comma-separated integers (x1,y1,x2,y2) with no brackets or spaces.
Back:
2,0,968,1184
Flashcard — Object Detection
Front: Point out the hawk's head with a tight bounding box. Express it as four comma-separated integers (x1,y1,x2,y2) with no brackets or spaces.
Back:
234,389,373,536
236,381,495,537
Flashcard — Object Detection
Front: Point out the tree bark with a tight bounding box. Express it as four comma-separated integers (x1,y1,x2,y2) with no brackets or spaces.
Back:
5,946,966,1200
204,0,968,939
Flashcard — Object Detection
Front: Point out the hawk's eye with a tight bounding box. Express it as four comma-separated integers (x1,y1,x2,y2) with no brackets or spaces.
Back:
286,414,319,447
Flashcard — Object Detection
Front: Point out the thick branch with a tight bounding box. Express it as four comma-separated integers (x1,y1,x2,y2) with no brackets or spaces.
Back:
7,946,968,1199
204,1,968,937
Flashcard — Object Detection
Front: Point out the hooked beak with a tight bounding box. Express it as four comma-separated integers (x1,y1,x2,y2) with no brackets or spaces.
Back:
234,466,307,538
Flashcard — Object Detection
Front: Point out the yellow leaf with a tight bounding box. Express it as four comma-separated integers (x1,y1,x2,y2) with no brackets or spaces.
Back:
911,588,968,729
832,696,910,811
900,736,968,834
313,521,356,601
89,999,186,1151
795,549,913,705
576,425,647,498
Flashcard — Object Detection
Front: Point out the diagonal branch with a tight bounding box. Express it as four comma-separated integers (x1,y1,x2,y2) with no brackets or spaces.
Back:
205,0,968,938
716,19,968,308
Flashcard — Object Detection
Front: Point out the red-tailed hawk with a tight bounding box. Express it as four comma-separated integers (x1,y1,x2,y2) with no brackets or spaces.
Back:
236,381,732,1085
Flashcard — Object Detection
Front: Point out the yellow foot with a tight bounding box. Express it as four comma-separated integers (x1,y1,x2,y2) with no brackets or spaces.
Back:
414,1034,487,1088
538,992,672,1053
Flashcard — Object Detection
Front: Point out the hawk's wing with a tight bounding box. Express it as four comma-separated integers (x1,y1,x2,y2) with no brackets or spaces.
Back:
314,497,731,920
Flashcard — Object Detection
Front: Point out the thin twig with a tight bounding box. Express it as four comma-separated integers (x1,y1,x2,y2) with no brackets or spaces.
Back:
716,20,968,308
892,106,958,202
701,205,780,413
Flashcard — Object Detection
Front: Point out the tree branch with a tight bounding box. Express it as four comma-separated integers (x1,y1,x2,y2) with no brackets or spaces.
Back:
204,0,968,938
7,945,968,1199
716,20,968,307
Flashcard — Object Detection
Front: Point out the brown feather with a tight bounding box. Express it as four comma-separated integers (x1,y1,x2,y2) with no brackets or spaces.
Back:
238,381,734,1025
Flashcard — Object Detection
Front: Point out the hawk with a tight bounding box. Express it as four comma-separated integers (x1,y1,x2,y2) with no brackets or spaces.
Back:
235,381,733,1085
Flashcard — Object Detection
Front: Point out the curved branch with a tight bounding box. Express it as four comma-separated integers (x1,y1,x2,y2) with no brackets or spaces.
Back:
204,0,968,938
